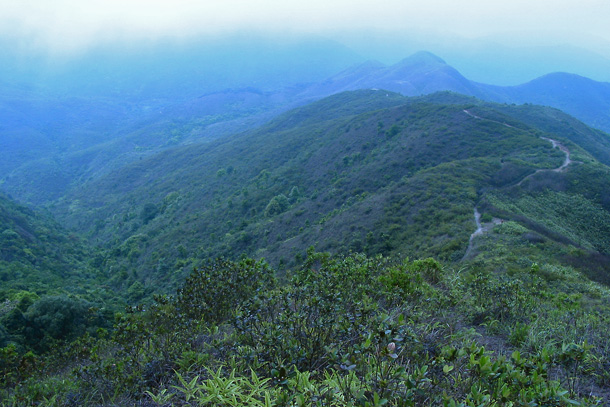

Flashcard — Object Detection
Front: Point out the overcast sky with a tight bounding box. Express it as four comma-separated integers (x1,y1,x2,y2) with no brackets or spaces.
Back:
1,0,609,55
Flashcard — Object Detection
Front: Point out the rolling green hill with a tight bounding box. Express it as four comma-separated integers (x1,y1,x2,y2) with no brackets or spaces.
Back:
491,73,610,134
5,50,610,211
48,90,610,294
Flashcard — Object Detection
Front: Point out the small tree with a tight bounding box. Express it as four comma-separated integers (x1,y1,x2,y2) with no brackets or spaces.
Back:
264,194,289,217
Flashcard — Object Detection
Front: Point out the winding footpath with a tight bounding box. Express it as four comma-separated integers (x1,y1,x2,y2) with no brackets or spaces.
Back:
461,208,483,261
463,109,515,128
461,208,503,261
541,137,572,171
461,110,573,261
517,137,572,186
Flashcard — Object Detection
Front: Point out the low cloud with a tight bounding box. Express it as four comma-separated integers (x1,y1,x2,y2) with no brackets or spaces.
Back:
1,0,609,56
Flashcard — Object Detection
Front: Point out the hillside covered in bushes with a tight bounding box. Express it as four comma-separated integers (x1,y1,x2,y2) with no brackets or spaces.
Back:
3,89,610,405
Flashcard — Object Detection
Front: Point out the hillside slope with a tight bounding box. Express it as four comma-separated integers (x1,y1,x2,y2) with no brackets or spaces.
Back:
51,90,610,293
0,38,363,205
4,90,610,406
4,51,610,209
0,193,92,293
0,192,115,351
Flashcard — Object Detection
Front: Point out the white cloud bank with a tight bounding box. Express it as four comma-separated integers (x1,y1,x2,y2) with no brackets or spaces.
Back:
1,0,609,54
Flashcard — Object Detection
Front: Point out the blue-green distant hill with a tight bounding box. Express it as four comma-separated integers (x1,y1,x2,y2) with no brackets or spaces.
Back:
299,52,610,134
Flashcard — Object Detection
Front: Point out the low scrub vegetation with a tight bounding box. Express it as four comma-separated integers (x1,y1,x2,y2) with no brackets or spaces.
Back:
2,251,609,405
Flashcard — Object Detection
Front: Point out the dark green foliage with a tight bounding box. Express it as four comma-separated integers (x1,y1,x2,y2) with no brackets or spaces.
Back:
3,252,608,406
490,160,535,187
0,294,110,354
176,258,275,323
488,191,610,255
26,296,90,341
0,344,38,390
235,251,388,372
379,258,441,299
140,203,159,224
0,193,91,291
264,194,290,217
127,281,146,302
0,324,8,348
0,193,116,355
60,258,276,401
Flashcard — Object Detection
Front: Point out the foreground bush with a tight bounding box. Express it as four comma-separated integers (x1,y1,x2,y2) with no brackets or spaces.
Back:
1,252,608,405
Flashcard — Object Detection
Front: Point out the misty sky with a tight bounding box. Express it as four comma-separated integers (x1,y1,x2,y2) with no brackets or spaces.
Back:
2,0,609,54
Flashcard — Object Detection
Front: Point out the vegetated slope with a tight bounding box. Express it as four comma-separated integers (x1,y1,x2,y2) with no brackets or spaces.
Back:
0,84,303,206
412,92,610,168
52,90,610,295
0,193,94,293
0,192,115,352
0,85,167,204
5,49,610,209
7,252,610,405
4,91,610,406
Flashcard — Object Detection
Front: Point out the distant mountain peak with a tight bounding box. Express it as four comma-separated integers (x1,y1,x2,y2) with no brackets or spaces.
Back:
397,51,447,67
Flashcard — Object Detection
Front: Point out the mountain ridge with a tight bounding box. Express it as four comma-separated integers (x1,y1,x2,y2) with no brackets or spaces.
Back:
298,52,610,134
45,90,610,293
3,50,610,208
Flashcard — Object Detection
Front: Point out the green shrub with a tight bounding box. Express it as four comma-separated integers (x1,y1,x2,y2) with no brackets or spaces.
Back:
379,257,441,300
25,296,93,351
176,258,276,324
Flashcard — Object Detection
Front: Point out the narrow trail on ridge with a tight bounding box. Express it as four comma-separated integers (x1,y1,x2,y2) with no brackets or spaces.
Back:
462,208,483,261
516,137,572,186
461,110,573,261
461,208,503,261
463,109,515,128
